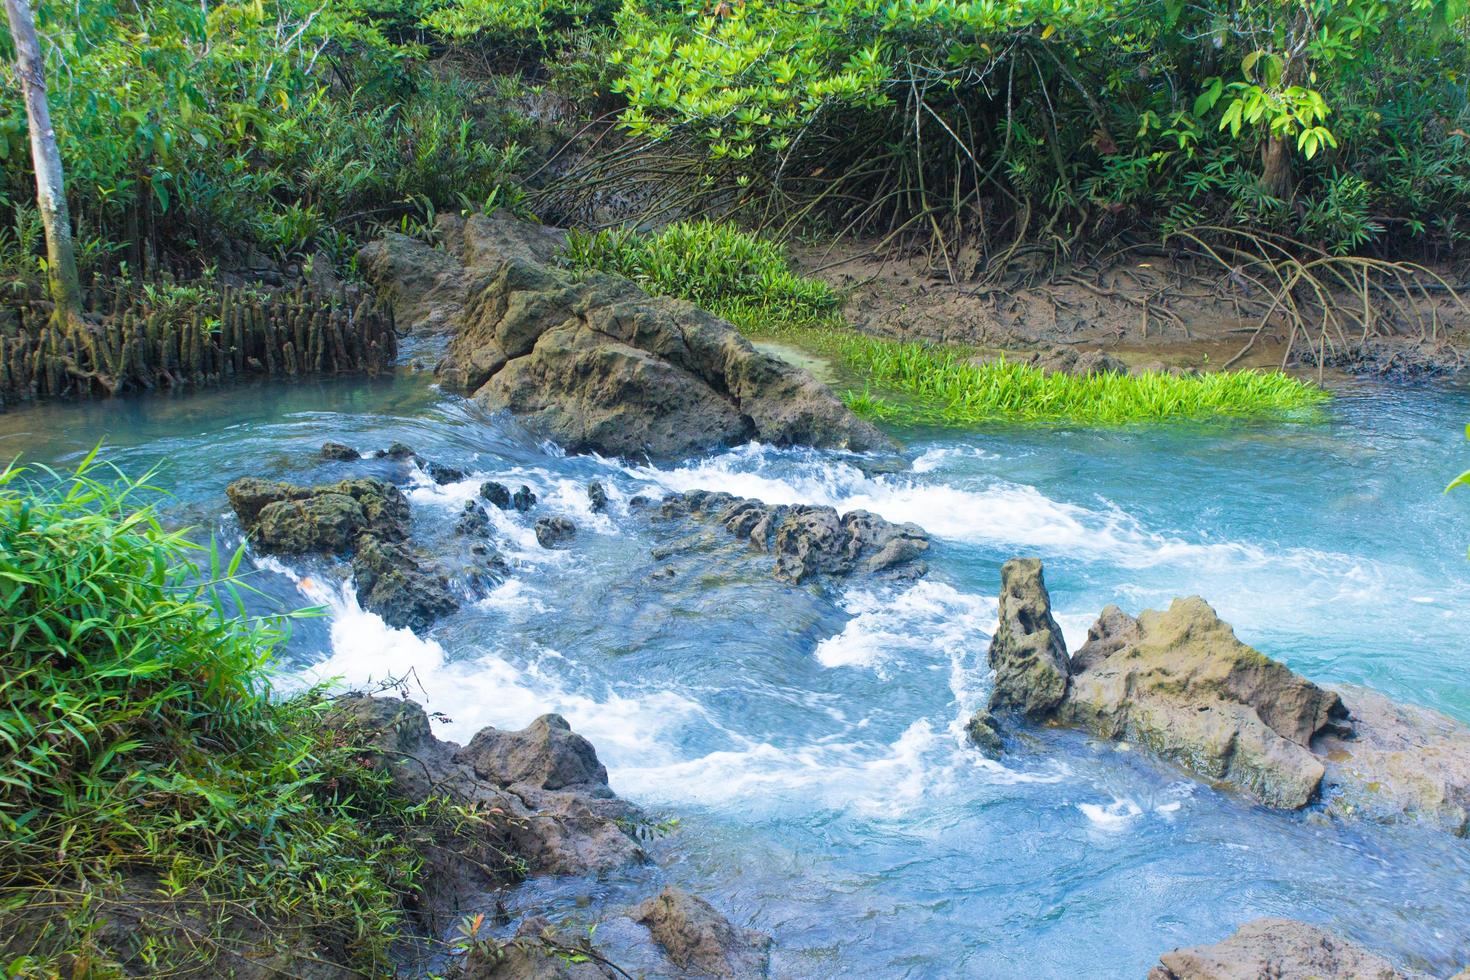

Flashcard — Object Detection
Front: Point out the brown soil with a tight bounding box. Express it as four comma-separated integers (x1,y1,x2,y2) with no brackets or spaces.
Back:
794,241,1470,382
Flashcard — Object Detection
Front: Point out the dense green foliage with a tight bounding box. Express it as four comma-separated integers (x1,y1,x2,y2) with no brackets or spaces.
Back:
564,219,839,324
0,458,467,975
0,0,531,287
5,0,1469,297
835,336,1328,425
611,0,1470,258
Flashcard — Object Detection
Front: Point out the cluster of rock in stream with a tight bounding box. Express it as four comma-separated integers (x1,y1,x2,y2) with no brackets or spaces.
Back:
978,558,1470,833
332,696,773,980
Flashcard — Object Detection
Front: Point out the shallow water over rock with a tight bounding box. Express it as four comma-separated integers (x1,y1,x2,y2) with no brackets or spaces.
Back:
5,374,1469,977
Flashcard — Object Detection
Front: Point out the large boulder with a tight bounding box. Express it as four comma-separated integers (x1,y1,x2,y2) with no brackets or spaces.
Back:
1149,918,1427,980
982,560,1349,809
1316,684,1470,837
361,212,891,459
1059,597,1346,809
653,490,928,584
985,558,1070,720
633,887,771,979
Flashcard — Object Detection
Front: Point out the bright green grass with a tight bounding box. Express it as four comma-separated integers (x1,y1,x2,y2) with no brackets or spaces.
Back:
828,333,1329,426
562,219,840,324
563,220,1328,425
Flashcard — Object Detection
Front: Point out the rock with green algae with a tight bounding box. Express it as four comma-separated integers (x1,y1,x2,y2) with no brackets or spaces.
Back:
983,559,1348,810
361,211,892,459
1058,596,1347,809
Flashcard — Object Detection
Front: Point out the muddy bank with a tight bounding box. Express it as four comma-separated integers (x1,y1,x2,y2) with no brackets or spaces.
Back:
801,244,1470,382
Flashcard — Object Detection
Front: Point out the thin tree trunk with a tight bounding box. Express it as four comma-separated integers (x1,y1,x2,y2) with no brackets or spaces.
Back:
1260,134,1294,200
5,0,83,325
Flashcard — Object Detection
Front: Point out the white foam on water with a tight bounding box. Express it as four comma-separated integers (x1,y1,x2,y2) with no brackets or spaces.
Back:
614,719,956,816
815,581,995,675
1078,798,1143,830
618,444,1369,577
279,573,702,760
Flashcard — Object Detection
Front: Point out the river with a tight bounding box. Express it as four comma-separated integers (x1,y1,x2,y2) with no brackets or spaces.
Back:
4,369,1468,977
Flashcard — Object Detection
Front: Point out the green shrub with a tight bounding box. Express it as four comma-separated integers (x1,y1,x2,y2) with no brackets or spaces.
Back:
0,0,532,282
0,456,466,975
563,219,840,325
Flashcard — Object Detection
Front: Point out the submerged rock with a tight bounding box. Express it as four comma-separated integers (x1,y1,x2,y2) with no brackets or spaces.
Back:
633,887,772,979
984,560,1349,809
318,441,360,462
427,461,465,484
586,481,609,513
534,516,576,549
656,490,929,584
1149,918,1427,980
363,211,890,459
965,708,1005,758
512,485,538,512
451,915,618,979
480,480,513,509
456,500,492,537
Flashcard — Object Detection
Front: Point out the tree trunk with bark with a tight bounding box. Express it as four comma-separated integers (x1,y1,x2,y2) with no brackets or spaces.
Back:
5,0,84,325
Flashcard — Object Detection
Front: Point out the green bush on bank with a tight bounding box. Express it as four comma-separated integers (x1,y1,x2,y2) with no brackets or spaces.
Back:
564,219,841,324
0,456,461,975
0,0,533,284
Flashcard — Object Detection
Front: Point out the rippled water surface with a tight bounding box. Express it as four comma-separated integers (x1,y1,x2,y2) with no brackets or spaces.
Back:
6,372,1470,977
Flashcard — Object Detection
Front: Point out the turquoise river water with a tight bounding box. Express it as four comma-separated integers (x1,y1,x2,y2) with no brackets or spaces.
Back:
5,369,1469,977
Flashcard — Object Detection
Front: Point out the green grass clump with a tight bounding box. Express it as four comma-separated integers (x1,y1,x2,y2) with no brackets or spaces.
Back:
831,334,1328,425
563,220,840,325
0,455,477,975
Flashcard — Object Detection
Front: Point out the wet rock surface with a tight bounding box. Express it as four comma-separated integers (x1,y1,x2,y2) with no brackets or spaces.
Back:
351,534,460,633
652,489,929,584
534,516,577,548
985,558,1070,720
227,474,462,632
985,560,1347,809
226,476,410,553
1059,596,1346,809
1316,684,1470,837
328,697,645,935
1149,918,1428,980
633,887,772,979
362,212,891,459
